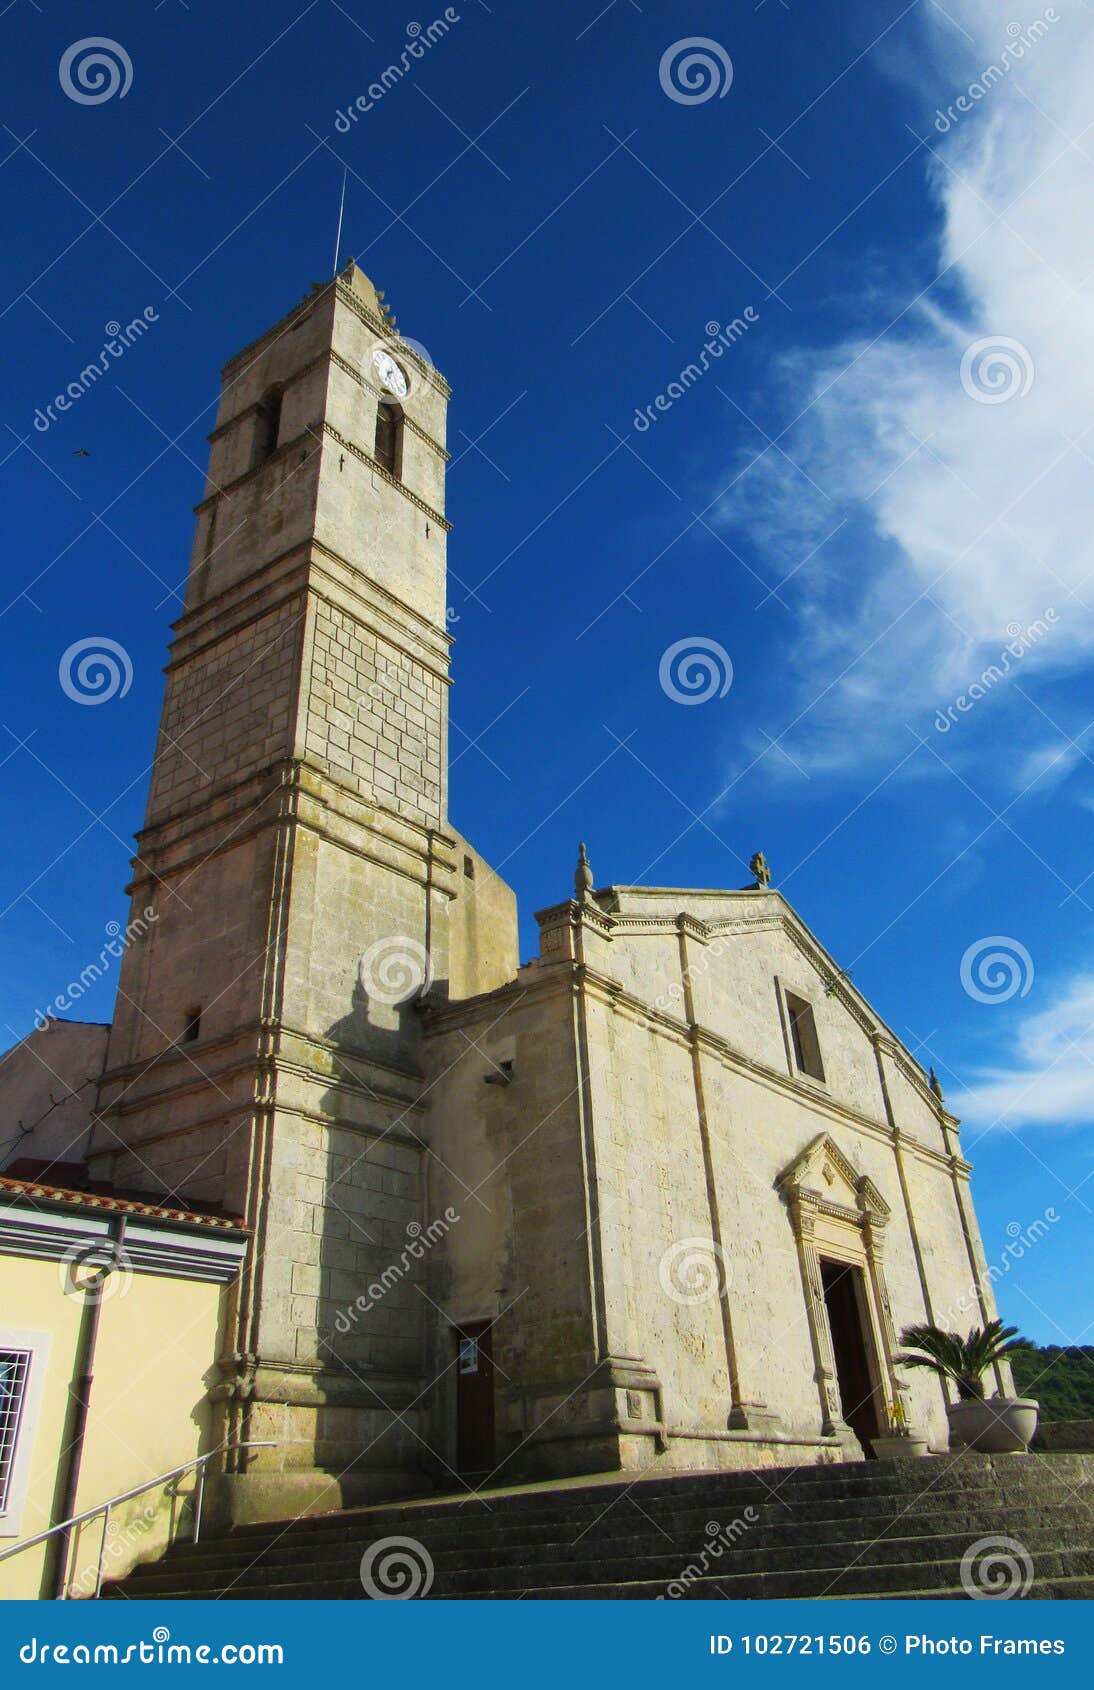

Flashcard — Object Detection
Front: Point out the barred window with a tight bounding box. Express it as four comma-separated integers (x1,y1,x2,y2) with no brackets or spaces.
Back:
0,1350,30,1514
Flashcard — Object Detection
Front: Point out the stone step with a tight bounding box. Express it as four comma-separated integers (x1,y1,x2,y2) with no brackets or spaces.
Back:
113,1531,1094,1599
184,1464,1094,1555
103,1546,1094,1602
853,1578,1094,1601
151,1483,1094,1571
123,1498,1094,1584
454,1536,1094,1598
458,1549,1094,1601
102,1456,1094,1602
480,1554,1094,1595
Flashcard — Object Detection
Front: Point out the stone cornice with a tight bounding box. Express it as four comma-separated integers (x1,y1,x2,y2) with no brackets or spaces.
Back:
421,958,966,1177
267,1021,428,1105
534,892,949,1126
402,412,449,460
207,343,451,462
321,422,452,531
776,1132,892,1221
306,544,452,676
96,1043,427,1142
332,277,452,398
536,896,615,940
250,1094,428,1145
193,420,452,534
419,970,557,1035
874,1032,960,1128
688,1021,944,1168
96,1045,263,1116
129,761,460,897
214,273,450,397
220,284,330,379
206,350,329,442
329,349,450,459
87,1096,392,1169
225,1359,425,1413
164,576,309,676
167,537,452,675
193,424,321,513
170,540,311,636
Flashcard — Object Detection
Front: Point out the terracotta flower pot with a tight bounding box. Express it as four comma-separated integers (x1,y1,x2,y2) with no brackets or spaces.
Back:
947,1397,1039,1453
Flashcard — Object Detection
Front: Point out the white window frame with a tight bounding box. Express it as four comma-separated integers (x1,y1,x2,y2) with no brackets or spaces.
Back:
0,1328,51,1539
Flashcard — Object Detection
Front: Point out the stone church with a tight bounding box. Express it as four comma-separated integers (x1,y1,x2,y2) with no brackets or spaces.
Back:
2,265,1007,1528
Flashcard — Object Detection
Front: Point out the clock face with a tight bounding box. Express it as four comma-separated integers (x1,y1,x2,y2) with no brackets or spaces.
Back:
372,347,408,398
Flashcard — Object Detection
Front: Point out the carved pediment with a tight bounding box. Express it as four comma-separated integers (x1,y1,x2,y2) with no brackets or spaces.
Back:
777,1133,890,1223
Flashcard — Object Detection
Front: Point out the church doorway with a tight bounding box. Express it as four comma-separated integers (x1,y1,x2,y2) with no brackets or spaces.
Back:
819,1260,882,1455
454,1320,495,1473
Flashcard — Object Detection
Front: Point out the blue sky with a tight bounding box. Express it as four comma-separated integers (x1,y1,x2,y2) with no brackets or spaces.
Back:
1,0,1091,1343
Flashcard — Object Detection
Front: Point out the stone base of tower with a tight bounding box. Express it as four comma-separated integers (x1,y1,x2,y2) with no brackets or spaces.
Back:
208,1368,431,1527
212,1459,425,1529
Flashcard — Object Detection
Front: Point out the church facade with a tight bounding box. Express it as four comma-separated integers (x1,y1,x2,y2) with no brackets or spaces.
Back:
2,267,1007,1528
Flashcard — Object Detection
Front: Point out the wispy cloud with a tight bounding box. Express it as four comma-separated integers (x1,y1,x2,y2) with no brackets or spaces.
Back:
1015,740,1081,789
959,969,1094,1129
719,0,1094,778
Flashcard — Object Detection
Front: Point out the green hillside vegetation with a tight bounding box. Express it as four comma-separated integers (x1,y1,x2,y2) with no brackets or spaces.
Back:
1010,1345,1094,1421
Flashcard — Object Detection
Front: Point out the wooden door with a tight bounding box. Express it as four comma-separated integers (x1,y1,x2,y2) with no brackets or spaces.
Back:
820,1260,882,1454
454,1321,495,1473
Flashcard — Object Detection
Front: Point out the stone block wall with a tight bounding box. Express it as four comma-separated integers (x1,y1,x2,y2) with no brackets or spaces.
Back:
146,594,304,822
261,1114,425,1378
303,595,444,828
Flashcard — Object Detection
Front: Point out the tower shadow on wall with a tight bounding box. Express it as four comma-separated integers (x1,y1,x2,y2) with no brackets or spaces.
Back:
307,972,451,1503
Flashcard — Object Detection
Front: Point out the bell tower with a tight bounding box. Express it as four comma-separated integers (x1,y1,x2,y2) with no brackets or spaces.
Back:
91,263,518,1519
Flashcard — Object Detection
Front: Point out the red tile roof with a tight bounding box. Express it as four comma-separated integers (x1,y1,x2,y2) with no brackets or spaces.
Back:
0,1174,248,1232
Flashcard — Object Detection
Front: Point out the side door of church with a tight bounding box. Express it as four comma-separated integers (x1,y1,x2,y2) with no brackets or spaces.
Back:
454,1320,495,1474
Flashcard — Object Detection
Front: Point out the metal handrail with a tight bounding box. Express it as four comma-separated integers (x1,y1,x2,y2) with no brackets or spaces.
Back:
0,1440,275,1599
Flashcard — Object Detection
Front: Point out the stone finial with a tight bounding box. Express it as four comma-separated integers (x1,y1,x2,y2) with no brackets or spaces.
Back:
929,1066,944,1102
375,285,398,334
749,850,771,889
575,842,594,899
335,260,392,322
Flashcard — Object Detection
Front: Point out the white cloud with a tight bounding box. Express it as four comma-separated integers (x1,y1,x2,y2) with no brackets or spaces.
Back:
1015,740,1081,789
720,0,1094,778
958,969,1094,1129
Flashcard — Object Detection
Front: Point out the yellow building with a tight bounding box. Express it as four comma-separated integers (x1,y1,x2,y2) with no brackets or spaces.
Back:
0,1175,246,1598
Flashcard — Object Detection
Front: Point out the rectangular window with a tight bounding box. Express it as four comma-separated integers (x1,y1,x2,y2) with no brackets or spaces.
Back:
374,404,403,478
253,388,282,463
785,990,826,1083
0,1350,31,1515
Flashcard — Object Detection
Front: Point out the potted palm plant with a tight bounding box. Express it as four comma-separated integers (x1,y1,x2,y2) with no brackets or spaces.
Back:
896,1321,1038,1453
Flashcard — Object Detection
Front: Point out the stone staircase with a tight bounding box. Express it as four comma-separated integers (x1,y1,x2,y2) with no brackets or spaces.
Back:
103,1454,1094,1600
